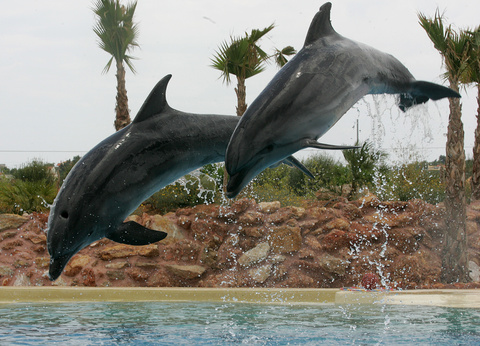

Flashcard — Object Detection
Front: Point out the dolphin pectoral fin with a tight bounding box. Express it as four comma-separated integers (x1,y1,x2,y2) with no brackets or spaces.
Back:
268,156,314,178
399,81,461,112
283,156,314,179
305,139,360,150
106,221,168,246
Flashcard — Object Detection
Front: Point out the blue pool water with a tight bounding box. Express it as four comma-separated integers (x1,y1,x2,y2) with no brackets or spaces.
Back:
0,302,479,345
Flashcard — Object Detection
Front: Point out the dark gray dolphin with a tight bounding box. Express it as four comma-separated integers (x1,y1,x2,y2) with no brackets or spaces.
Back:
47,74,310,281
225,2,461,198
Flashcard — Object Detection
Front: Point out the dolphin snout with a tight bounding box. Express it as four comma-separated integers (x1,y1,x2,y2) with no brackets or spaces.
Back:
48,254,73,281
226,167,255,199
226,177,242,199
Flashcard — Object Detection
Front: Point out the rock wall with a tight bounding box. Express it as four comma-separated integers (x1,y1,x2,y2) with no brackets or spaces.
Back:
1,195,480,289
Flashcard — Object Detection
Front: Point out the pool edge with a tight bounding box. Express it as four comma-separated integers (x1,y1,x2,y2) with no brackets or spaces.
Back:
0,287,479,308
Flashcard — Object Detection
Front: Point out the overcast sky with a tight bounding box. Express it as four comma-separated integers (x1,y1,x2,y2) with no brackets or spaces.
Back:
1,0,479,168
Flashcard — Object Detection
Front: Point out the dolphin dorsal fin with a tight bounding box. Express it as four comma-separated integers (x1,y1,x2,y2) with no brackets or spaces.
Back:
304,2,337,46
133,74,172,124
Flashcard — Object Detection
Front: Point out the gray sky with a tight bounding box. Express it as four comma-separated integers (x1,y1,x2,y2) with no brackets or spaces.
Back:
1,0,479,168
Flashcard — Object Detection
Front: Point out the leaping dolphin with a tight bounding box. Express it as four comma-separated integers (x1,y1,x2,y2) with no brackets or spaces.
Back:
47,75,311,281
225,2,461,198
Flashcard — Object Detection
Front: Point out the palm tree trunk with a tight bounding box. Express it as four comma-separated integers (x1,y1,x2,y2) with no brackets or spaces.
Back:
224,76,248,197
441,81,469,283
114,61,131,131
234,77,247,117
471,84,480,200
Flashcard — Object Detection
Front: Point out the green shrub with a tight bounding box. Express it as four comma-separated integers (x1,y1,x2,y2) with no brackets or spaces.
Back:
11,160,56,185
0,177,57,214
373,162,445,204
143,172,223,214
343,141,388,199
288,154,350,197
0,160,58,214
58,155,82,183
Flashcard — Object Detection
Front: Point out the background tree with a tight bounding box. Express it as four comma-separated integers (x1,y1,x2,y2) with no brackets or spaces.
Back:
211,24,295,116
93,0,139,131
419,11,471,283
343,141,387,200
464,27,480,200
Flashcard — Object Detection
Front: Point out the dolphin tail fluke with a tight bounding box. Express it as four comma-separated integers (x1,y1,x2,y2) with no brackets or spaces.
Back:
305,139,360,150
399,81,461,112
106,221,168,245
283,156,315,179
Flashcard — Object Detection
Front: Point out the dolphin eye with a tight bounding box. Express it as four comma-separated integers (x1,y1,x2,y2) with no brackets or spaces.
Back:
60,211,69,219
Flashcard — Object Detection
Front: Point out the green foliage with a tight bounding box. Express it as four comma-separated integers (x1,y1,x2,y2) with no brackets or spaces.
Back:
57,155,82,183
418,10,472,83
288,154,350,197
210,24,294,84
373,162,446,204
199,163,224,191
143,172,223,214
343,141,387,199
0,153,458,216
0,160,57,214
247,164,304,206
92,0,139,74
11,160,56,185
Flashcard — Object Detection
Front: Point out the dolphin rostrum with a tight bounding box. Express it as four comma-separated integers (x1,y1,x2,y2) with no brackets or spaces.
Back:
224,2,461,198
47,74,311,281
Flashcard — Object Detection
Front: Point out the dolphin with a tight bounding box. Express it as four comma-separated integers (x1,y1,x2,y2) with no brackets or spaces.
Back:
47,74,311,281
224,2,461,198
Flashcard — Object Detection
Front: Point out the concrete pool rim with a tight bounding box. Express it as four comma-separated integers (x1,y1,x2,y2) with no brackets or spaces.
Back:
1,287,479,308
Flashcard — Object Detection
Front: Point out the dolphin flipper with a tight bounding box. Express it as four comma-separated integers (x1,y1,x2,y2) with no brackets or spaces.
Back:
305,139,360,150
268,156,315,178
399,81,461,112
283,156,315,179
106,221,168,245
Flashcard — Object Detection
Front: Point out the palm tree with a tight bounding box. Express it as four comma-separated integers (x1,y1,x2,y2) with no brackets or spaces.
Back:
93,0,139,131
211,24,295,116
418,10,471,283
464,28,480,200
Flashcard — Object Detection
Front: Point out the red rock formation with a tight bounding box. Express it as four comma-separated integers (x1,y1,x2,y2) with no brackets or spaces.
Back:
1,196,480,289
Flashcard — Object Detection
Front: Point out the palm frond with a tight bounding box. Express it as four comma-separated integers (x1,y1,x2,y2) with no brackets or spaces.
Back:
273,46,296,67
418,9,471,83
92,0,139,74
248,24,275,43
462,26,480,84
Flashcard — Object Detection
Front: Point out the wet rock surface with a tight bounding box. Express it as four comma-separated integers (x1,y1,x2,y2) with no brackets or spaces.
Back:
1,197,480,289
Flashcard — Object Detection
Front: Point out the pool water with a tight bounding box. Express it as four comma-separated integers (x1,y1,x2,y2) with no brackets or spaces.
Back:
1,302,479,345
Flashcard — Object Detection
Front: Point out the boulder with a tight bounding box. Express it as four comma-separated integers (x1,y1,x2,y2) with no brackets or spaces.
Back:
145,214,185,244
98,244,159,261
469,261,480,282
257,201,281,214
268,226,302,254
248,264,272,283
13,273,31,286
64,254,91,277
0,265,14,277
127,268,150,282
166,264,206,280
105,261,130,269
0,214,29,232
238,242,270,267
237,211,264,227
